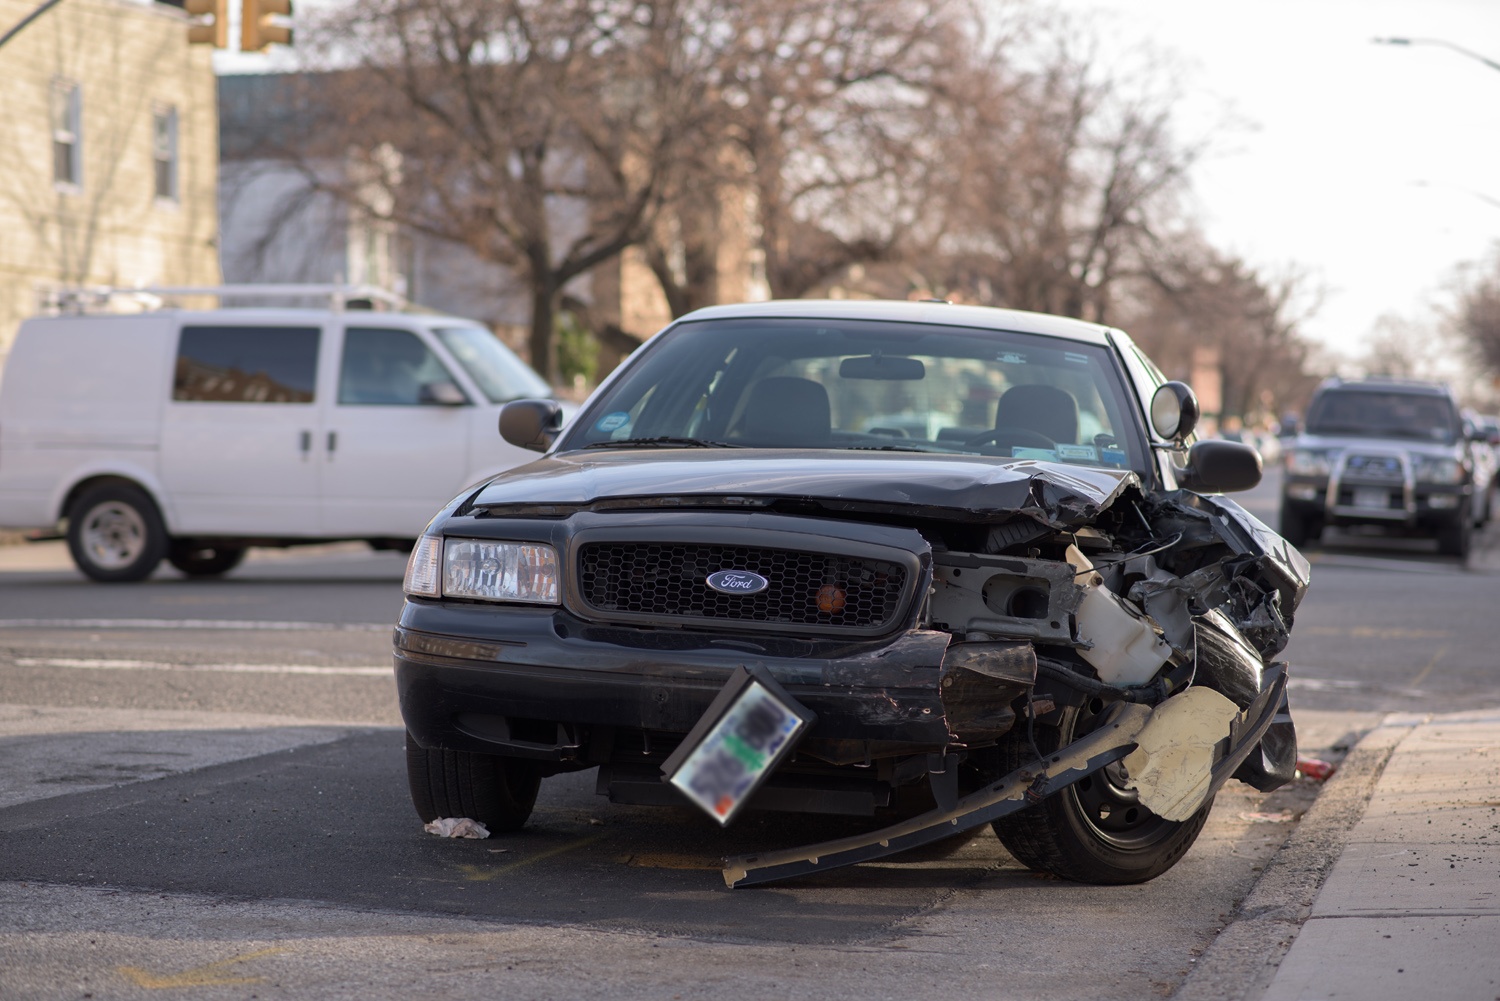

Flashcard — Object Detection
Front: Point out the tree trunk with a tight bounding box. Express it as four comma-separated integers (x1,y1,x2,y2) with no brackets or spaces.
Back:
529,285,557,385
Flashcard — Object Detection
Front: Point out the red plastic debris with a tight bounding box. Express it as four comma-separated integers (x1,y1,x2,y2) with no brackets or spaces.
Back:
1296,756,1336,782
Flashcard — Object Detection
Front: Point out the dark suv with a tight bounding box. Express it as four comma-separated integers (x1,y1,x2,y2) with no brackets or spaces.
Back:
1281,378,1484,556
395,300,1307,888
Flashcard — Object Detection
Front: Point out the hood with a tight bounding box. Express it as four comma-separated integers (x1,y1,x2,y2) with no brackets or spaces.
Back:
469,449,1142,526
1293,432,1462,459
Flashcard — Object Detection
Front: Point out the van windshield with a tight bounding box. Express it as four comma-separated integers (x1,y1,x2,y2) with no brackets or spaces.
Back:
435,327,551,403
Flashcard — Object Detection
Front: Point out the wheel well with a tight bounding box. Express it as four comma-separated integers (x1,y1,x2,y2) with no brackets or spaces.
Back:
60,475,164,524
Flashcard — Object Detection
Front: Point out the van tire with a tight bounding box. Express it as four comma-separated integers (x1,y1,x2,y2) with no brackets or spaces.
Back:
405,731,540,833
66,483,168,583
167,542,247,577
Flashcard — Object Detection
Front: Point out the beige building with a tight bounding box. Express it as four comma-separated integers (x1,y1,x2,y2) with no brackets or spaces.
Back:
0,0,220,365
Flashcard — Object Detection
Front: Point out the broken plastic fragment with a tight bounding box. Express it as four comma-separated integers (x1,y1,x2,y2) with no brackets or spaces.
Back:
1121,687,1241,821
1296,756,1337,782
423,817,490,839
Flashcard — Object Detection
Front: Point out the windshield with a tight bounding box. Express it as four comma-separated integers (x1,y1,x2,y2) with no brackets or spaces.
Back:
1306,389,1458,444
559,317,1147,472
435,326,551,403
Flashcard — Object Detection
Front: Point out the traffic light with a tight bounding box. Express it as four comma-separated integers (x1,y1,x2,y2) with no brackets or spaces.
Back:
240,0,292,51
185,0,228,47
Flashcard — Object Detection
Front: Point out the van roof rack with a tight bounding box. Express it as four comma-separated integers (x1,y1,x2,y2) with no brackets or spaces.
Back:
36,283,409,314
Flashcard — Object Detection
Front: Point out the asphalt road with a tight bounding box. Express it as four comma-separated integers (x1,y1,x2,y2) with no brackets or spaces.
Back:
0,470,1493,999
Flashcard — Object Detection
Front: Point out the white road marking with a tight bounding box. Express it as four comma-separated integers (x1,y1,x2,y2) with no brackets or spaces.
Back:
0,618,388,632
12,658,390,677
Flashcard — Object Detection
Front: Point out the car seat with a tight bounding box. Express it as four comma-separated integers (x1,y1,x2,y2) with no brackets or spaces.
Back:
740,376,832,446
994,384,1079,444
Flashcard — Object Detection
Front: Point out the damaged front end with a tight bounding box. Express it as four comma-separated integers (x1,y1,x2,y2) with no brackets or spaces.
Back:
706,469,1309,887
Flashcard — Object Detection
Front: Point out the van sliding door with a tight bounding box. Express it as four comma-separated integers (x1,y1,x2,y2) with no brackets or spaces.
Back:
159,324,324,536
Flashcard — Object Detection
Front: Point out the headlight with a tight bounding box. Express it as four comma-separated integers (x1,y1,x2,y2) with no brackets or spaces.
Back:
1414,456,1463,485
1285,449,1331,476
442,539,560,604
404,535,442,597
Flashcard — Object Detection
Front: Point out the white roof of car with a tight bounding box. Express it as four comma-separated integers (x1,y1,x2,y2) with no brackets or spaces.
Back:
23,308,473,327
677,299,1116,345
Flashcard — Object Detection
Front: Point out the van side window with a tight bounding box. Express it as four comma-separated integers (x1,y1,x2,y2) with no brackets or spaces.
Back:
338,328,457,406
174,326,320,403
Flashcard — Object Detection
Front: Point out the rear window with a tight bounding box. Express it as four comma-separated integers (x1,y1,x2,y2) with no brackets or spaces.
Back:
1306,389,1458,444
173,326,320,403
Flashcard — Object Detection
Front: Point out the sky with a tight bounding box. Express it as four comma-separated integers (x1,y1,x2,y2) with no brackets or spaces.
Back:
218,0,1500,360
1057,0,1500,361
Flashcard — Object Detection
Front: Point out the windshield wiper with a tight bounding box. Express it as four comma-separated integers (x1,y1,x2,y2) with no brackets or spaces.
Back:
842,443,950,453
582,436,745,449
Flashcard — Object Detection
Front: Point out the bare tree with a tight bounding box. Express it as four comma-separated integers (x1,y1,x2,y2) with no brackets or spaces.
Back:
1455,246,1500,378
282,0,728,378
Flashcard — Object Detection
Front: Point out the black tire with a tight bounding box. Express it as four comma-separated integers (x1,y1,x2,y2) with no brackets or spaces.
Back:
167,542,247,577
405,731,541,833
1278,504,1316,549
65,482,168,583
1438,513,1472,558
989,700,1213,884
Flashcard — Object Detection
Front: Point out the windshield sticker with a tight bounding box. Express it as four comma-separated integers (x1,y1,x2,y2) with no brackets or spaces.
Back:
1056,444,1098,462
997,352,1027,365
596,411,631,433
1064,352,1091,366
1100,445,1128,467
1012,447,1059,461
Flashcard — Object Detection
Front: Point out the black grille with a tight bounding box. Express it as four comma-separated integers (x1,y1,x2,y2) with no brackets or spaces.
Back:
576,542,909,631
1346,455,1402,479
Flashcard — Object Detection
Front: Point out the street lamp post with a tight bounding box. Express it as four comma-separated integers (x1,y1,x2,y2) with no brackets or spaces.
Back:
1373,36,1500,74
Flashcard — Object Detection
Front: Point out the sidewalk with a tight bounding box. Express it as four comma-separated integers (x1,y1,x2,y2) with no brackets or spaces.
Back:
1259,709,1500,1000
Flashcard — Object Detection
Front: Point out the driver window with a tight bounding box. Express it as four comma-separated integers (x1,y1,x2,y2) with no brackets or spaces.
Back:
338,328,457,406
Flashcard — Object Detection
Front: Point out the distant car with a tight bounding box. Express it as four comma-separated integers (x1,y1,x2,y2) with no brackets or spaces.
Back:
0,287,559,581
1280,377,1487,556
396,299,1305,890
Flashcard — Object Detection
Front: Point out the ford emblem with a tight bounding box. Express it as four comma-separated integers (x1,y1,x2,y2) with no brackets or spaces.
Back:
706,569,770,595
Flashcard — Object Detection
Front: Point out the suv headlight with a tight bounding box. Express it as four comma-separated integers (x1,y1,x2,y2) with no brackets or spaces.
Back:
403,537,561,604
1285,449,1331,476
1413,456,1463,485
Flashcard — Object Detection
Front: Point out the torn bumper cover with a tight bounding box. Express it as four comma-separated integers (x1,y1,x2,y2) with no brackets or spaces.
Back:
724,664,1288,887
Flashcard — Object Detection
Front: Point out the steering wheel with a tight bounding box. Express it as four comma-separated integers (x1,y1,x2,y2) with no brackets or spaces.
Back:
965,426,1058,451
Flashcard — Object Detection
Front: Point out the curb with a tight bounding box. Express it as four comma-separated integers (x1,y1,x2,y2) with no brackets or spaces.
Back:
1172,718,1418,1001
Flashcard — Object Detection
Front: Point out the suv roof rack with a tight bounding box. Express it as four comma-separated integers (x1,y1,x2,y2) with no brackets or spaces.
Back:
36,283,409,315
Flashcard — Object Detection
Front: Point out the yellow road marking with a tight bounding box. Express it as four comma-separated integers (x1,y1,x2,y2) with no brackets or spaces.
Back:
457,833,606,881
1409,645,1449,689
618,852,721,870
117,947,284,989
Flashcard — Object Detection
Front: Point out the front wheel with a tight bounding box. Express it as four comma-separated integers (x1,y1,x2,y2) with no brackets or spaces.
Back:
405,732,541,833
168,542,247,577
66,483,168,583
1278,504,1318,549
1438,513,1472,558
988,699,1212,884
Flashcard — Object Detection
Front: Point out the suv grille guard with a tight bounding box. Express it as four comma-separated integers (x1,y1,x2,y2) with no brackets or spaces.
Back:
723,664,1289,888
1325,449,1414,521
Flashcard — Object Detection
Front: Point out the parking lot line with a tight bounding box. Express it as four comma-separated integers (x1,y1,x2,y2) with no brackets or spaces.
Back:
456,834,607,881
117,946,285,989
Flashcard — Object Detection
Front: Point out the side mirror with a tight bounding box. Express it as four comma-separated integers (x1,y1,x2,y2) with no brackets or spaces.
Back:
419,380,467,406
1176,439,1262,493
1150,382,1200,442
499,399,563,452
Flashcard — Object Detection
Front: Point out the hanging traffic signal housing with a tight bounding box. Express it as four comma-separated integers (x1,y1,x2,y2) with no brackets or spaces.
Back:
241,0,292,51
185,0,228,47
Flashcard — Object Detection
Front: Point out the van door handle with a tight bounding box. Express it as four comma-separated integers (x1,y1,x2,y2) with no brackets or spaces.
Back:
299,430,312,454
327,431,338,454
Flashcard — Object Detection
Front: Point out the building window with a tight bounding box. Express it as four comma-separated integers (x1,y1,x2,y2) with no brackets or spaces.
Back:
51,80,82,189
153,106,178,202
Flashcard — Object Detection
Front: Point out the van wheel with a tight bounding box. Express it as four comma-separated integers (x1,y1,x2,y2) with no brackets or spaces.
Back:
167,542,247,577
66,483,168,583
988,700,1212,884
405,731,541,833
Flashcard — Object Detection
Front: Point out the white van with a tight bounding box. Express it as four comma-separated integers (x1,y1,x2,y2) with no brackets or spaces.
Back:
0,289,560,581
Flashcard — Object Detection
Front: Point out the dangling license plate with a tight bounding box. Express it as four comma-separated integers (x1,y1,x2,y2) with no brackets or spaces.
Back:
663,667,813,826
